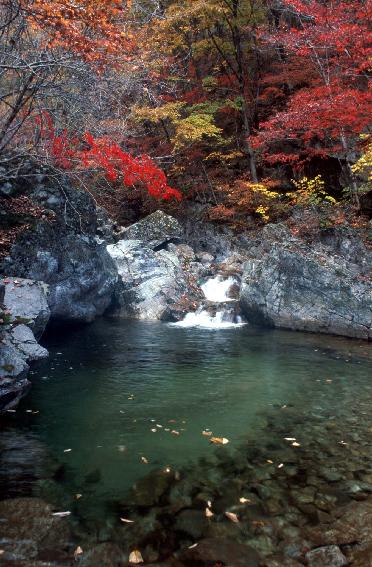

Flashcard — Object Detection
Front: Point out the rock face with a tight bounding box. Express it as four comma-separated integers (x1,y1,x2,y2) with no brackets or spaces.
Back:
0,277,49,411
240,224,372,339
1,183,118,324
107,239,201,320
3,278,50,339
117,209,183,248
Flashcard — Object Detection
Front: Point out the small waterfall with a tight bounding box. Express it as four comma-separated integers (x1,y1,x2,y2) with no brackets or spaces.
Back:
172,274,245,329
201,275,237,303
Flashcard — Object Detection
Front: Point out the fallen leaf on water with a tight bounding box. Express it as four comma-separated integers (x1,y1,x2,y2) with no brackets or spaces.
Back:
164,428,170,432
188,543,198,549
121,517,134,523
129,549,144,564
151,428,157,433
141,456,149,464
225,511,239,523
239,497,251,504
75,494,82,500
74,546,83,558
278,463,284,469
156,424,163,428
202,430,213,436
63,449,72,453
210,437,229,445
207,500,212,507
292,442,301,447
117,445,126,452
284,437,296,441
171,430,180,435
266,459,274,464
164,467,171,473
205,507,214,518
52,511,71,517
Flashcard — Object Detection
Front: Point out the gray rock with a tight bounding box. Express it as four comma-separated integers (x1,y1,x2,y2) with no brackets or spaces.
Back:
7,324,48,361
4,232,118,324
0,181,15,196
240,224,372,339
107,240,196,320
2,278,50,339
305,545,348,567
0,343,29,411
1,183,119,324
117,210,183,248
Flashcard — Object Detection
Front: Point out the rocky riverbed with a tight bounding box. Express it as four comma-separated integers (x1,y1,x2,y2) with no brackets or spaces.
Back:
0,342,371,566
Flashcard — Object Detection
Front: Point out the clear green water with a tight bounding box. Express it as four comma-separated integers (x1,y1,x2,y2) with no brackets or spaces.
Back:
3,319,372,517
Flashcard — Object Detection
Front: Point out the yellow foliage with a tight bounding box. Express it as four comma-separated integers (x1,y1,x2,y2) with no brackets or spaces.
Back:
351,135,372,181
172,114,223,149
288,175,337,206
131,102,186,124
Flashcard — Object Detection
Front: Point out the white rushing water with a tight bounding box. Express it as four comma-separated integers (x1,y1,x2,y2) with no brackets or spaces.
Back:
172,275,246,329
201,275,237,302
173,308,245,329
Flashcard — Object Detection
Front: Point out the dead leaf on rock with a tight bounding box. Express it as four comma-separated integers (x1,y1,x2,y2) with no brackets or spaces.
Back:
75,494,82,500
120,517,134,523
129,549,144,564
225,511,239,523
239,497,251,504
205,507,214,518
210,437,229,445
52,511,71,517
74,546,83,559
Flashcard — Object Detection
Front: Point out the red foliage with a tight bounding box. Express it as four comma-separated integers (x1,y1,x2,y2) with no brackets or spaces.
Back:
37,113,182,201
253,0,372,164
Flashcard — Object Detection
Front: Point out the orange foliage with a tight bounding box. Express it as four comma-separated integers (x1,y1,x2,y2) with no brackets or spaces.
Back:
22,0,132,63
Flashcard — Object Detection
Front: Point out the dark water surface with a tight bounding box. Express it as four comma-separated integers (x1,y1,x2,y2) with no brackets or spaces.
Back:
1,319,371,531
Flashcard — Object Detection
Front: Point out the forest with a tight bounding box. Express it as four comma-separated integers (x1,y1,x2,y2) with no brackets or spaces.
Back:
0,0,371,241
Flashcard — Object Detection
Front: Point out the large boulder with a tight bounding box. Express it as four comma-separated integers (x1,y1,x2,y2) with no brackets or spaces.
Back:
1,182,119,324
107,239,197,320
117,210,183,248
0,277,49,411
240,225,372,339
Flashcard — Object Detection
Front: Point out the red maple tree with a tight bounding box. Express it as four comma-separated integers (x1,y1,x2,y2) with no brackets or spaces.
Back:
252,0,372,168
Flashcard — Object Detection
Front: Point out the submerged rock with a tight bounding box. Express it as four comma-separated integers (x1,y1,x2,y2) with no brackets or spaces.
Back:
305,545,348,567
240,224,372,339
179,537,260,567
0,497,71,561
